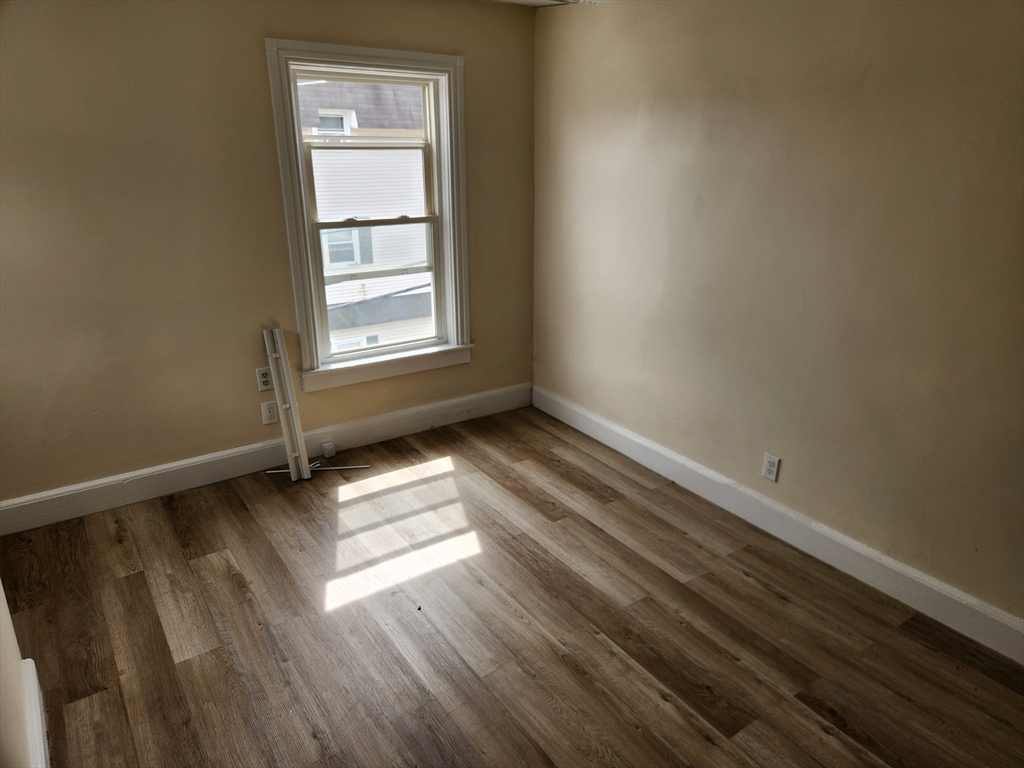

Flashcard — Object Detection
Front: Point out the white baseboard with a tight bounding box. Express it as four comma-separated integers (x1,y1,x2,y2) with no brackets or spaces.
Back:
532,386,1024,664
22,659,48,768
0,382,533,536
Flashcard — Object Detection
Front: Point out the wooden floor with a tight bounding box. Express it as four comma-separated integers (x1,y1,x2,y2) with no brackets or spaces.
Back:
2,407,1022,768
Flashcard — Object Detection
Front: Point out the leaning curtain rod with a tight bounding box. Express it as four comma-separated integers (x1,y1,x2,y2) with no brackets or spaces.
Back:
262,325,370,480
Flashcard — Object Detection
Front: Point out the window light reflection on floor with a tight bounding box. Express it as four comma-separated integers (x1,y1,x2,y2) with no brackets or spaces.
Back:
335,456,455,504
324,456,480,611
325,530,480,610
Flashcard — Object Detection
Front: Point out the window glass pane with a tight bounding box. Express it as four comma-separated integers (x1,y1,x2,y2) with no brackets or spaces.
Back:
296,77,425,138
324,229,356,264
318,115,345,134
326,272,436,354
312,148,425,221
320,223,429,277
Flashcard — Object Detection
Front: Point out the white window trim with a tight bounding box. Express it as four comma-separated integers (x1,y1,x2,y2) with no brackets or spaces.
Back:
265,39,471,391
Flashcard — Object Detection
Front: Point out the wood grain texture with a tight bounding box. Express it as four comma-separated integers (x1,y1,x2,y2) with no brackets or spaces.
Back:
795,676,993,768
189,549,323,767
49,519,119,703
205,482,313,624
11,605,70,768
558,625,757,768
100,571,208,768
2,406,1021,768
899,612,1024,697
161,489,225,560
64,688,139,768
84,507,142,580
176,646,276,768
730,719,824,768
121,500,221,663
392,699,486,768
0,527,52,611
507,407,670,489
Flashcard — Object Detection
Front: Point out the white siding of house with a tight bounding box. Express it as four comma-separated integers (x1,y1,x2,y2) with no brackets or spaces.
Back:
369,224,429,269
330,316,434,351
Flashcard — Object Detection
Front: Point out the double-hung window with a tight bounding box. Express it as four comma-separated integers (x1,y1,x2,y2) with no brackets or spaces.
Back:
266,40,470,391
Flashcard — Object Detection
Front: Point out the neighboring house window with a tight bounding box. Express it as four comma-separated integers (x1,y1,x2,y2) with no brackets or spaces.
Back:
266,40,470,391
322,228,372,271
333,334,380,352
314,108,356,136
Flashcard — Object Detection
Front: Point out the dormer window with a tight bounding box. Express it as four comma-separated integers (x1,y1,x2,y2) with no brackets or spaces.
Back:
314,109,355,136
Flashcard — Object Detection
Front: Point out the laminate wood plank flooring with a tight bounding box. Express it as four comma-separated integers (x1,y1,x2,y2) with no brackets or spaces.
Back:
2,407,1022,767
64,687,138,768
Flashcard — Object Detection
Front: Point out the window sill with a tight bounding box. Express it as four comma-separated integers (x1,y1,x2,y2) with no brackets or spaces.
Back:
301,343,472,392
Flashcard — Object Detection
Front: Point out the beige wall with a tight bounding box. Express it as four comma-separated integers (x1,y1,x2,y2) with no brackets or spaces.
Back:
0,0,534,499
2,0,1022,619
535,1,1024,616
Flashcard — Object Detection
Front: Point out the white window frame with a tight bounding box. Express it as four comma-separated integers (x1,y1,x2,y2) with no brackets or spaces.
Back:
266,39,471,392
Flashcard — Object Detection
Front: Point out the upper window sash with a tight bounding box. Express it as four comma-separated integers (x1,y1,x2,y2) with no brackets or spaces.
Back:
303,144,434,225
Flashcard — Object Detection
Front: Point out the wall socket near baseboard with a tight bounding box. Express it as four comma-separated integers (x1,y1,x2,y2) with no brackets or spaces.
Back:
762,453,780,482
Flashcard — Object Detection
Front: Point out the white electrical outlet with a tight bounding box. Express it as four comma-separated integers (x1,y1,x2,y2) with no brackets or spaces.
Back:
256,367,273,391
762,453,780,482
321,441,337,458
261,401,279,425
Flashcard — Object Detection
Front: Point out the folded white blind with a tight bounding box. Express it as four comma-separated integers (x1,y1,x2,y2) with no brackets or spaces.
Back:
311,148,426,221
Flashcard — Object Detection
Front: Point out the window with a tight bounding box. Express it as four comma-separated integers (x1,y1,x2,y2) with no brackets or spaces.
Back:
266,40,470,391
314,108,355,136
333,334,379,352
322,228,371,272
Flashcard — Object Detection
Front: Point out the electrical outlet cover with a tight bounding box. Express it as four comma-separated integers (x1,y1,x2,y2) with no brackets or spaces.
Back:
762,453,780,482
261,401,279,425
256,367,273,391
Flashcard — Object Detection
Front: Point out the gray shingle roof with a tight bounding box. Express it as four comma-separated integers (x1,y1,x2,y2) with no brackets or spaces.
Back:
297,81,423,131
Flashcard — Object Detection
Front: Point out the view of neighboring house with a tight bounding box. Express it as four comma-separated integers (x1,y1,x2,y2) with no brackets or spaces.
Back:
297,79,435,354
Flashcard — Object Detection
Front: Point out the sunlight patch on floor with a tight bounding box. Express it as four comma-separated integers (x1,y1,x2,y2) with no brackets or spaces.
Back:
335,456,455,504
335,499,470,572
325,530,481,610
325,455,481,610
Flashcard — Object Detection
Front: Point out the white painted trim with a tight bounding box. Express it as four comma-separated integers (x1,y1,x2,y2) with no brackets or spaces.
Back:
0,383,532,536
265,38,469,373
22,659,47,768
532,386,1024,664
301,343,472,392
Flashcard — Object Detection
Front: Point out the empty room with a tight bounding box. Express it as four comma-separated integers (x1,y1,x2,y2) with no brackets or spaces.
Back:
0,1,1022,766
